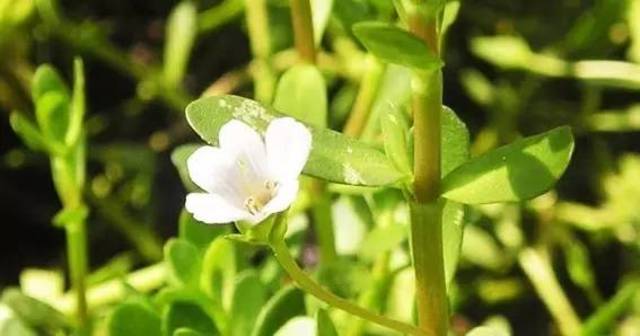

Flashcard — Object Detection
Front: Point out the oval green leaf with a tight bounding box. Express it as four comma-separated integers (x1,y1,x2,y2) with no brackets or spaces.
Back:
164,238,201,288
251,285,305,336
353,22,443,70
229,271,266,336
273,64,327,128
107,302,161,336
442,126,574,204
163,301,218,336
186,95,404,186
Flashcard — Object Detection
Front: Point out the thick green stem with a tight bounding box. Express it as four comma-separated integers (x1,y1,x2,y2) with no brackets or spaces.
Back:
270,239,423,336
65,218,89,328
407,15,447,335
290,0,316,63
244,0,275,103
519,248,582,336
410,202,447,336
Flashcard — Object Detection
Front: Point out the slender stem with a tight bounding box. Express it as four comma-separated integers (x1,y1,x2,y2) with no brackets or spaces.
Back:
290,0,316,63
65,218,89,328
270,239,424,336
244,0,275,103
198,0,244,33
343,56,385,138
309,181,337,263
519,248,582,336
581,281,640,336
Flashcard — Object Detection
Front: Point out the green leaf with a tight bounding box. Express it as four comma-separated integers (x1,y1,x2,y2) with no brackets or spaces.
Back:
171,144,199,191
186,95,404,186
381,104,412,177
165,238,201,288
65,57,85,146
352,22,442,70
0,304,38,336
442,127,574,204
273,64,327,128
9,113,49,152
164,1,197,87
359,224,406,261
200,238,236,310
163,301,218,336
35,91,69,142
441,106,470,176
315,309,338,336
229,271,266,336
251,285,305,336
1,288,69,333
107,302,161,336
311,0,333,45
442,200,465,287
31,64,69,102
179,210,228,250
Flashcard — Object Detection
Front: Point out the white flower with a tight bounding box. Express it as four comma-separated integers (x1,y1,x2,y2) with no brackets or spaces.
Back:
185,117,312,224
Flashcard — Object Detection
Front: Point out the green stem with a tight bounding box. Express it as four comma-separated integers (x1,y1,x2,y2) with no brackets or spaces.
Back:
410,202,447,336
198,0,244,33
309,181,337,263
269,239,423,336
64,218,89,329
518,248,582,336
408,15,447,335
581,281,640,336
343,56,385,138
244,0,275,103
290,0,316,63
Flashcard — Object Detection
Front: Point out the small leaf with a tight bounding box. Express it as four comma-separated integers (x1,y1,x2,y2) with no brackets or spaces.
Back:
442,127,574,204
31,64,69,102
315,309,338,336
9,113,49,152
442,200,465,286
163,301,218,336
171,144,199,191
229,271,266,336
52,205,89,227
381,105,411,176
359,224,406,261
273,64,327,128
164,1,197,87
178,210,228,250
35,91,69,142
466,326,509,336
441,106,470,176
65,57,85,146
251,285,305,336
186,95,404,186
173,328,203,336
107,302,161,336
165,239,202,288
200,238,236,310
353,22,442,70
1,288,69,333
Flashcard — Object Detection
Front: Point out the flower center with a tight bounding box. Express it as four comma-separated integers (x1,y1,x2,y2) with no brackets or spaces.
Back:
243,180,279,215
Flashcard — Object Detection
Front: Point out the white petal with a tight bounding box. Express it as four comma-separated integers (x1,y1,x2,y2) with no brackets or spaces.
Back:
265,117,312,182
262,180,299,215
185,193,250,224
219,119,268,179
187,146,245,204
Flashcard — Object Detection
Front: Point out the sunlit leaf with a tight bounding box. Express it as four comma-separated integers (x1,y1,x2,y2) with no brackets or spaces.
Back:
1,288,69,333
442,200,465,287
171,144,199,191
466,326,509,336
229,271,265,336
311,0,333,45
275,317,315,336
273,64,327,128
442,127,574,204
251,285,305,336
353,22,442,70
381,104,411,177
165,238,201,288
107,302,161,336
31,64,69,102
9,113,49,152
200,238,235,311
186,95,404,186
35,92,69,142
